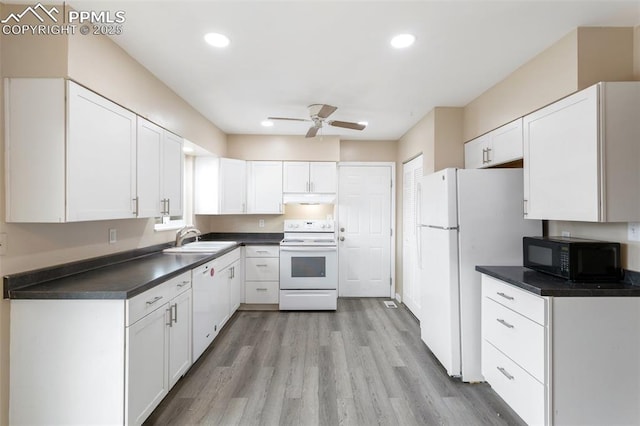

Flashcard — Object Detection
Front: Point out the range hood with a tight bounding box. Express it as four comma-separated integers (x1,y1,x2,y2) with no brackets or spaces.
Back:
282,193,336,205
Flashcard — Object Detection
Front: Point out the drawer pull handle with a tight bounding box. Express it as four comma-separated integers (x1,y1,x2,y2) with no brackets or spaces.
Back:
177,281,190,288
256,250,270,254
496,292,514,301
256,264,268,267
497,366,514,381
496,318,514,329
146,296,163,306
256,288,268,291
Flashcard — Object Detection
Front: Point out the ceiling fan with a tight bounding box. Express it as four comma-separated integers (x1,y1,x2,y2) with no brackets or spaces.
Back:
268,104,366,138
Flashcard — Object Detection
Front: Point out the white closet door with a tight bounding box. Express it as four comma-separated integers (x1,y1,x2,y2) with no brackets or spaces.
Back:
402,155,423,317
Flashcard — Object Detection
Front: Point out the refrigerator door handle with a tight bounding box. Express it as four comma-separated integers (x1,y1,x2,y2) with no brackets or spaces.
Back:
425,225,459,231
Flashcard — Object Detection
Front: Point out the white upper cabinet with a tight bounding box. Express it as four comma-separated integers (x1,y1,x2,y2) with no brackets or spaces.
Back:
247,161,283,214
464,118,523,169
136,118,163,218
136,118,184,218
523,81,640,222
5,78,137,222
283,161,336,193
66,81,137,222
194,157,247,215
161,131,184,217
5,78,183,223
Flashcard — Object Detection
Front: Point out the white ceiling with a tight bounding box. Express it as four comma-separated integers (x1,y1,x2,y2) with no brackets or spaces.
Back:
68,0,639,140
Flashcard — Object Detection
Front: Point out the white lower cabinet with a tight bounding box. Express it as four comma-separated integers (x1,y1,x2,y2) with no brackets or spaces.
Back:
9,272,192,426
481,274,640,425
244,245,279,304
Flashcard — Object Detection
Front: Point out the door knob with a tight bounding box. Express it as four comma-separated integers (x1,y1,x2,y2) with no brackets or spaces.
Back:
340,227,345,232
339,236,345,241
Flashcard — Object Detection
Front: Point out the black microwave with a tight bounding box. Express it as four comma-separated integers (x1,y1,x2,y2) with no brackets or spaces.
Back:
523,236,622,282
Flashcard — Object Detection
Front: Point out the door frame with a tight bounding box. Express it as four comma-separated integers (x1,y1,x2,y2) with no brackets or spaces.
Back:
337,162,396,299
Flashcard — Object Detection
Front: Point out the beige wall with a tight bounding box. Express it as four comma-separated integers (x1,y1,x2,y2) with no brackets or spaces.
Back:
463,27,635,142
340,139,397,162
226,134,340,161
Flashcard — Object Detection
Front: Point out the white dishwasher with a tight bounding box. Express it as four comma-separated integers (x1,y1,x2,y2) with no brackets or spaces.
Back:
192,259,217,362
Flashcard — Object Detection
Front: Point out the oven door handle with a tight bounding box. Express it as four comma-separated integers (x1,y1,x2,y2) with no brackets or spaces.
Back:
280,246,337,252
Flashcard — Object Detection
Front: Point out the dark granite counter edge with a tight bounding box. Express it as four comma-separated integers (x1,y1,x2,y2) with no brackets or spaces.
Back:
476,266,640,297
4,233,283,300
476,266,545,295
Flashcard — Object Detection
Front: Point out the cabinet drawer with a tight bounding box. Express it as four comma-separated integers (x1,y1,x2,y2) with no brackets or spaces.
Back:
245,245,279,257
245,281,279,304
215,247,241,269
482,341,545,426
482,275,545,325
165,272,192,300
245,258,279,281
483,297,545,382
126,283,171,326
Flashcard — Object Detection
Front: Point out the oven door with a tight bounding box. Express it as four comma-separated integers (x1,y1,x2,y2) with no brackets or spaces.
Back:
279,246,337,289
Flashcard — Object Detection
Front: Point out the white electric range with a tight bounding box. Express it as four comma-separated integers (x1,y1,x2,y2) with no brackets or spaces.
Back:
279,220,338,310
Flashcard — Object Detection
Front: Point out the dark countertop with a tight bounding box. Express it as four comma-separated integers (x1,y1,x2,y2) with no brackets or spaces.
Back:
476,266,640,297
201,232,283,245
4,233,283,300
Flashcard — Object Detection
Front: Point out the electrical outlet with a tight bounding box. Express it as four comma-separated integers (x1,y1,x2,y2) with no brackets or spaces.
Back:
561,231,571,238
628,223,640,242
0,233,7,255
258,219,265,228
109,228,117,244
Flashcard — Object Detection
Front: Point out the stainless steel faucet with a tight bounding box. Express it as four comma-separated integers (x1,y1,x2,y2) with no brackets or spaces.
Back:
175,226,202,247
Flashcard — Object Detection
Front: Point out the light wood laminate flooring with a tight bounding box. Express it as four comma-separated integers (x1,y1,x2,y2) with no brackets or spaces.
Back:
144,298,526,426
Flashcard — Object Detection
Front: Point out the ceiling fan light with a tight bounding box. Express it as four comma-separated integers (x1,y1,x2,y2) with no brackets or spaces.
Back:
204,32,230,48
261,120,274,127
390,33,415,49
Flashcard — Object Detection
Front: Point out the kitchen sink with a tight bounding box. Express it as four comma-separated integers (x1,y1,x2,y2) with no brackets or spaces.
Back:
163,241,237,253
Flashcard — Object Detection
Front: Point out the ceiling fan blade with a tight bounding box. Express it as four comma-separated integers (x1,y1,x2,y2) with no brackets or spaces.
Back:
327,120,366,131
267,117,310,122
305,126,319,138
316,104,337,119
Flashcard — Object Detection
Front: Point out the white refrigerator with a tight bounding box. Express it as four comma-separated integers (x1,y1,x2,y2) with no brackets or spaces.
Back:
418,168,541,382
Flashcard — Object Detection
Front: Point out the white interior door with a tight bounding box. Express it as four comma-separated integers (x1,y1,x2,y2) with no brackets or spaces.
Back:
402,156,423,317
338,165,392,297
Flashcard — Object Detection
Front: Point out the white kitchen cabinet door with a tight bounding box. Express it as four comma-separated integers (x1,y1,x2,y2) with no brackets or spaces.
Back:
283,161,310,193
247,161,283,214
212,264,231,334
168,290,192,388
309,162,337,193
220,158,247,214
126,304,169,426
524,82,640,222
464,134,489,169
161,131,184,217
283,161,337,194
67,81,137,221
489,118,523,166
229,260,242,313
136,118,163,218
524,85,600,221
464,119,522,169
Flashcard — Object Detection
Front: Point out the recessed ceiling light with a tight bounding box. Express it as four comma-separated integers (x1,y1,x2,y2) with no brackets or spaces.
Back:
204,32,230,48
261,120,274,127
390,33,415,49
